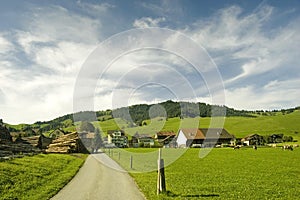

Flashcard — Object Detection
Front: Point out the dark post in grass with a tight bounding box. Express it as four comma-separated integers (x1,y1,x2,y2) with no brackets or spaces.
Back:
130,155,133,169
157,148,166,194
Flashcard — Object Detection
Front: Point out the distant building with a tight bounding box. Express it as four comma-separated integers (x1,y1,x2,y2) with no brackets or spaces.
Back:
154,131,176,147
132,133,154,147
176,128,205,148
200,128,234,147
241,134,265,146
176,128,234,148
107,130,128,148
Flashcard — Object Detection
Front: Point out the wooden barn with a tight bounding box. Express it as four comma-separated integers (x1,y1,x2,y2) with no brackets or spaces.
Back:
176,128,234,148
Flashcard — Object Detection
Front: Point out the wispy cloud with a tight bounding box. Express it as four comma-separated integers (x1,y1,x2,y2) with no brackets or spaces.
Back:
76,1,115,16
133,17,166,28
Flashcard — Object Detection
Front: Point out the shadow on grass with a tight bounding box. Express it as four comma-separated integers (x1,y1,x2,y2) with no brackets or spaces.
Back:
164,191,220,198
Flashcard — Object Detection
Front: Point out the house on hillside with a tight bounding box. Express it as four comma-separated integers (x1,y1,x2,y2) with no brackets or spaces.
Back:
132,133,154,147
107,130,128,148
176,128,234,148
241,134,265,146
154,131,176,147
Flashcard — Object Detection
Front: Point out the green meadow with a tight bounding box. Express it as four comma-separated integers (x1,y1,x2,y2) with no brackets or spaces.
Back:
95,110,300,141
0,154,87,200
108,147,300,200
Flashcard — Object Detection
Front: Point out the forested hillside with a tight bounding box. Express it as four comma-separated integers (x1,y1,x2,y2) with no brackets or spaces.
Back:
4,100,299,136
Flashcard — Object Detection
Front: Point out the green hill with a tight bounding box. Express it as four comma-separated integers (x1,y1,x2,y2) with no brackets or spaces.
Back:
89,110,300,141
3,100,299,141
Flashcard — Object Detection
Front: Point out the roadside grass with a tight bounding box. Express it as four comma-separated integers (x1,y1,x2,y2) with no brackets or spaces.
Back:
0,153,87,200
108,147,300,200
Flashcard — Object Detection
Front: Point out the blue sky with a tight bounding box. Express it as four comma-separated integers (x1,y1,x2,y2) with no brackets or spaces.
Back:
0,0,299,124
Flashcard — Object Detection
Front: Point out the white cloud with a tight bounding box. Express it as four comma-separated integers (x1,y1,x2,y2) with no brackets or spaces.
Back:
224,78,300,110
0,34,14,54
186,5,300,87
133,17,166,28
0,5,102,124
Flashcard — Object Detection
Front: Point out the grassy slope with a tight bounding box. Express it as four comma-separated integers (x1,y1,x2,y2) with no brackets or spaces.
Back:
96,110,300,141
0,154,87,200
109,148,300,200
8,110,299,141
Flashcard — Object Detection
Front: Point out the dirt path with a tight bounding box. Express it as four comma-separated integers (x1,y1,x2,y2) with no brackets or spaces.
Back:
51,153,145,200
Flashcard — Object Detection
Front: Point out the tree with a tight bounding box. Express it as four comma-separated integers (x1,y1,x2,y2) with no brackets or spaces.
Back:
80,121,95,132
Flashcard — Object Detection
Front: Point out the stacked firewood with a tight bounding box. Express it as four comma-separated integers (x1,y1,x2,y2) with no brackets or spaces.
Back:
46,132,88,154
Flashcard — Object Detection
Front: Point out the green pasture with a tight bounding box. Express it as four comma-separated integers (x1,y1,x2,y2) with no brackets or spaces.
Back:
0,154,87,200
107,147,300,200
96,110,300,141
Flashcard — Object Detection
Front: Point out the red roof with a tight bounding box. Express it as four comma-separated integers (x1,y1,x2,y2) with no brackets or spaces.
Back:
180,128,205,140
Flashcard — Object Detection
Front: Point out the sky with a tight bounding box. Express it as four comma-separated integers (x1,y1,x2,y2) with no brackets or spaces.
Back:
0,0,299,124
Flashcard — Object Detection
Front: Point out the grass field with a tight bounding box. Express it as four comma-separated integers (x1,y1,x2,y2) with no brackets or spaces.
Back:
107,147,300,200
0,154,87,200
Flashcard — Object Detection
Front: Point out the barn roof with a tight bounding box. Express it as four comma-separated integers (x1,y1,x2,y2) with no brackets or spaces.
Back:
180,128,205,140
200,128,234,139
156,131,176,137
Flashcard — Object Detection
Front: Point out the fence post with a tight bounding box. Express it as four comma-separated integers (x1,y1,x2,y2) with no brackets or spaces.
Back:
157,148,166,194
130,155,133,169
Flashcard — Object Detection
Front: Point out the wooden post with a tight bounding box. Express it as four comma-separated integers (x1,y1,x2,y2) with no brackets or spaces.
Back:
130,155,133,169
157,148,166,194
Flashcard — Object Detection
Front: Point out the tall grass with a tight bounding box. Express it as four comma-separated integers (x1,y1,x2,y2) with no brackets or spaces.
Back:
0,154,87,200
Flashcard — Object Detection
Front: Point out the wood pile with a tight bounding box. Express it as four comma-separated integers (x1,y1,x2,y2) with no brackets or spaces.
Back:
46,132,89,154
1,124,41,158
18,135,40,147
0,140,41,158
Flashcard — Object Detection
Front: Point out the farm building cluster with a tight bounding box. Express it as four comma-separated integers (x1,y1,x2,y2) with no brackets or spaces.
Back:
102,129,296,149
103,128,235,148
1,117,297,157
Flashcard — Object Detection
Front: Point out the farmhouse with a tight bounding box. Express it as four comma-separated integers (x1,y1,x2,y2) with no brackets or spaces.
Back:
241,134,265,146
176,128,234,148
176,128,205,148
107,130,128,148
132,133,154,147
154,131,176,147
